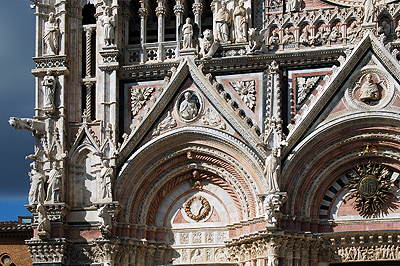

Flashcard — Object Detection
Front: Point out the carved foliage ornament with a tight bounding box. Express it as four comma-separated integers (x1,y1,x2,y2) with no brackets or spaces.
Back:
297,76,320,103
184,195,211,222
229,80,256,110
345,162,393,217
131,87,154,116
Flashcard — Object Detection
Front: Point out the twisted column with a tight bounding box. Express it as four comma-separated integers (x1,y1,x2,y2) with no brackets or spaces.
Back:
84,26,94,78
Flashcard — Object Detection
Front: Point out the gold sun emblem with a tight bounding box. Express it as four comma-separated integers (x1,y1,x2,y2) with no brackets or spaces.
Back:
345,162,393,217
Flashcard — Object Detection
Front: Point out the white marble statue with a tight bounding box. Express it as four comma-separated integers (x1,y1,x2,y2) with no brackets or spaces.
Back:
299,28,311,46
359,74,380,102
43,12,60,55
282,28,294,44
46,161,63,203
100,6,115,46
182,17,194,49
42,70,56,112
363,0,376,23
37,203,51,236
247,28,267,54
29,161,47,205
100,159,113,200
268,30,280,48
199,29,219,59
347,21,361,43
179,92,198,120
233,1,248,42
265,148,280,192
328,27,341,42
286,0,300,12
214,1,231,43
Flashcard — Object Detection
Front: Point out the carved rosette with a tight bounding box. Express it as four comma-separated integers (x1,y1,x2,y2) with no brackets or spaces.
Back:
229,80,256,110
131,87,155,116
184,195,211,222
345,162,393,217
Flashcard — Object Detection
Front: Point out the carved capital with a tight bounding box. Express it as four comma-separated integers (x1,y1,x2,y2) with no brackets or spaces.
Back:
174,4,184,15
156,6,166,17
192,3,203,15
138,8,148,19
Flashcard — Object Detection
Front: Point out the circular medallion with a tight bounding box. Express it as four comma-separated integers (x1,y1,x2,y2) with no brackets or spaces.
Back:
184,195,211,222
175,89,203,123
358,174,378,198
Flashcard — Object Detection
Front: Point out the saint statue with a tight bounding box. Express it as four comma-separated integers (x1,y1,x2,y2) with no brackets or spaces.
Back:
214,1,231,43
179,92,198,120
100,6,115,46
100,159,113,200
28,161,47,205
265,148,280,192
46,161,63,203
182,17,194,49
359,74,380,102
233,1,248,42
42,70,56,112
43,12,60,55
286,0,301,12
363,0,376,23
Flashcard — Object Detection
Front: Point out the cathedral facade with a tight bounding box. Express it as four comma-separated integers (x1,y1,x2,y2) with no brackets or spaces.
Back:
10,0,400,265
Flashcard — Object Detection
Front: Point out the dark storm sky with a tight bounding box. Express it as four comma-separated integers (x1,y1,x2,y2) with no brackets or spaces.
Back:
0,0,36,220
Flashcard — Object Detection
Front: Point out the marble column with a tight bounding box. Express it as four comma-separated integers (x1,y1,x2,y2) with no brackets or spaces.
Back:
193,0,203,32
174,1,184,57
139,1,148,63
156,0,166,62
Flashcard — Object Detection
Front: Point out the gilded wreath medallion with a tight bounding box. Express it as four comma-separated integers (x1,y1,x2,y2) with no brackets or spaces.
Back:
184,195,211,222
345,162,393,217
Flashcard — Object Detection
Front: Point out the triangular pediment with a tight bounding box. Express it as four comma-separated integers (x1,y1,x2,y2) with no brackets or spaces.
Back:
117,58,266,166
284,32,400,155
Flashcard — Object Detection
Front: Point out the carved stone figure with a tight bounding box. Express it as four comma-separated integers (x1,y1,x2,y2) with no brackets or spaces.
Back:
359,74,380,102
233,1,248,42
363,0,376,23
42,70,56,113
8,117,45,135
182,17,194,49
299,28,311,45
98,205,112,237
347,21,361,43
153,111,177,136
282,28,294,44
28,161,47,205
100,159,113,200
46,161,63,203
179,92,198,120
246,28,267,54
214,1,231,43
43,12,60,55
378,21,390,37
268,31,280,48
37,203,51,238
199,29,218,59
396,24,400,39
328,27,341,42
286,0,300,12
100,6,115,46
264,194,280,226
265,149,280,192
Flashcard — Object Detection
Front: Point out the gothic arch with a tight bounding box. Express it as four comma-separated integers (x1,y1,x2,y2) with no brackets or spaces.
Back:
116,126,265,224
282,113,400,218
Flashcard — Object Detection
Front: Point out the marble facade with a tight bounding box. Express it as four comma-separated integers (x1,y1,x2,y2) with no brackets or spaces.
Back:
9,0,400,265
